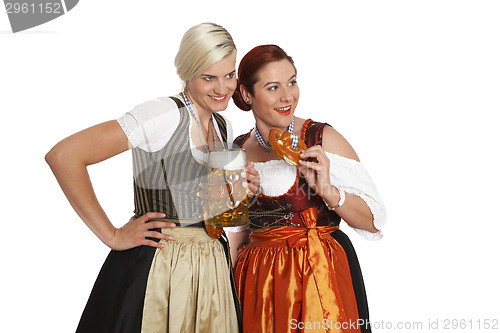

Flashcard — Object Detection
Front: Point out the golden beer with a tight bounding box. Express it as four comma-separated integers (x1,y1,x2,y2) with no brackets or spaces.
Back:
206,149,249,227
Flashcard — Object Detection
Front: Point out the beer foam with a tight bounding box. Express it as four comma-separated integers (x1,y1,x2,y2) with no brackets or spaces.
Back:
208,149,246,170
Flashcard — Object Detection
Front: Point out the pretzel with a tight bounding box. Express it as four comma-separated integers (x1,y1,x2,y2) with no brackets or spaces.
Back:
268,128,307,165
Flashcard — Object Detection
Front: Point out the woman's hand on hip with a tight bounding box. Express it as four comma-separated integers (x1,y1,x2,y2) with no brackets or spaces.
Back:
108,212,176,251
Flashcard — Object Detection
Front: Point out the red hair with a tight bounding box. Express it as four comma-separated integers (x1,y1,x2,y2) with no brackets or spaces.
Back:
232,45,295,111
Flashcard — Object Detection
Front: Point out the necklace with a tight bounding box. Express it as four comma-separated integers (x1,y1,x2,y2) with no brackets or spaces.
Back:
254,118,298,152
181,91,219,151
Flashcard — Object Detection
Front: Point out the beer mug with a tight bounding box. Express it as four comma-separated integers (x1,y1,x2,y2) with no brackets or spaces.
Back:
206,147,249,227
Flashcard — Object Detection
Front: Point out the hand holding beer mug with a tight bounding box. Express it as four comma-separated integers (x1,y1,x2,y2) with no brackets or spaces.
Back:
206,147,249,227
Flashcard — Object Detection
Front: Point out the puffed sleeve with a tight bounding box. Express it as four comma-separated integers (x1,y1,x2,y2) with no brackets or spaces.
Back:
327,152,386,240
116,97,180,152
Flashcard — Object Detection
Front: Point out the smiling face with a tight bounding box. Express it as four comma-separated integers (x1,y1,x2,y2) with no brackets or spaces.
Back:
243,59,299,132
186,53,237,115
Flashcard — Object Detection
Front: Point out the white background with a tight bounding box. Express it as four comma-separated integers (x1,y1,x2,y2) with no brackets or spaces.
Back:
1,0,499,332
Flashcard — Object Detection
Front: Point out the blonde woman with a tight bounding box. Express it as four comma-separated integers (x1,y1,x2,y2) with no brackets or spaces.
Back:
46,23,258,333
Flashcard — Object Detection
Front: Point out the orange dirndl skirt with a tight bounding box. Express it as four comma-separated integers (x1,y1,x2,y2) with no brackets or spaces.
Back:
234,207,360,333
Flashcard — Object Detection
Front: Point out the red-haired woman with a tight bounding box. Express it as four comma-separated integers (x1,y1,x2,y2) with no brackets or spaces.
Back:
227,45,386,333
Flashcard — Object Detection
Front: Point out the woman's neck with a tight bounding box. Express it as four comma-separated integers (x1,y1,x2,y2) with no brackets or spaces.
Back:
254,122,285,143
184,91,213,130
197,110,213,129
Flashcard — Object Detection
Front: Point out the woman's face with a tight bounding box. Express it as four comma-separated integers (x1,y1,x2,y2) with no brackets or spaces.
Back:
186,53,237,115
247,59,299,130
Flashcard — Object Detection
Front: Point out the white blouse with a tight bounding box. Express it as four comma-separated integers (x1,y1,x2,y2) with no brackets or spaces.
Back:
229,153,386,240
116,95,233,160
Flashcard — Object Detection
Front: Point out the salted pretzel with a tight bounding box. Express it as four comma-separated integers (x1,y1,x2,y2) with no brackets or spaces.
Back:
268,128,307,165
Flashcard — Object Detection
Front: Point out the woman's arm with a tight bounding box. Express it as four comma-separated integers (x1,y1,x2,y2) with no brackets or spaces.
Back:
45,120,174,250
226,228,250,267
298,126,379,234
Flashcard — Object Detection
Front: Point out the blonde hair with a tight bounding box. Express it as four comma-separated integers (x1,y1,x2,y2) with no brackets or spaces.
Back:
175,23,236,85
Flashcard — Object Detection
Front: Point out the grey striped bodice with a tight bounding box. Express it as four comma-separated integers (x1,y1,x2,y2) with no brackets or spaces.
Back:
132,97,227,221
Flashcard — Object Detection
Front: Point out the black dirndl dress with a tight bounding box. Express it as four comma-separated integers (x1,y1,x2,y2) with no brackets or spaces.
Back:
76,97,242,333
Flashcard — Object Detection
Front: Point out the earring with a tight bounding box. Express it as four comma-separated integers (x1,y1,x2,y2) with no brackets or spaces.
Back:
246,100,251,105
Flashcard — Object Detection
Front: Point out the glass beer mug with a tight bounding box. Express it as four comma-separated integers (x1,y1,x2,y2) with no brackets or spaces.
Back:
206,147,249,227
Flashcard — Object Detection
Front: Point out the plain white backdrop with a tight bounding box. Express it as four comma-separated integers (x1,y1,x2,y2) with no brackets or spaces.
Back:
1,0,499,332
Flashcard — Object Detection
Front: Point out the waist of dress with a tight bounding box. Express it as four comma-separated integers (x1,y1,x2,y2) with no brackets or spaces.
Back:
149,217,205,228
250,208,339,228
249,225,339,247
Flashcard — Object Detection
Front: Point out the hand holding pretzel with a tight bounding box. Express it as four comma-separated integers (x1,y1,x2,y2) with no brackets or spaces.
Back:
297,145,332,197
268,128,307,165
